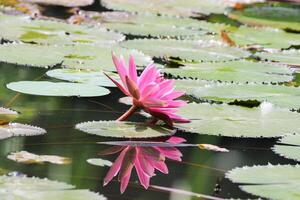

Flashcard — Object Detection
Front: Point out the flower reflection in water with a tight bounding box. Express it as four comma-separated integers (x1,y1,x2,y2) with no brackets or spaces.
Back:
102,136,186,193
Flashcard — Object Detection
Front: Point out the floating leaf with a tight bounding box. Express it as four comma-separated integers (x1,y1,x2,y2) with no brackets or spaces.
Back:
119,96,132,105
22,0,94,7
191,84,300,110
87,158,112,167
175,103,300,137
224,26,300,49
46,69,118,87
163,60,293,83
273,134,300,162
7,81,110,97
121,39,250,62
0,175,106,200
174,79,211,94
0,107,18,125
101,0,264,16
0,123,46,140
7,151,71,165
229,3,300,31
0,14,124,45
226,164,300,199
0,43,152,70
75,121,175,138
256,50,300,66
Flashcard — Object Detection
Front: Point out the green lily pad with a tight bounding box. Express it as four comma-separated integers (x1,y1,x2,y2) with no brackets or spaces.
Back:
0,175,106,200
191,84,300,110
75,121,175,138
0,123,46,140
224,26,300,49
0,14,124,45
91,12,229,38
121,39,250,62
163,60,293,83
256,50,300,66
174,79,212,94
273,134,300,162
7,81,110,97
0,43,152,70
22,0,94,7
226,164,300,200
0,107,18,125
46,69,118,87
101,0,263,16
87,158,112,167
176,103,300,137
229,3,300,31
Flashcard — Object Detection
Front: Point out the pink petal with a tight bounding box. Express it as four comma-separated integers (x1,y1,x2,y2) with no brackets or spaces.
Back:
156,147,182,161
138,64,157,90
135,148,151,189
165,100,187,108
166,136,186,144
118,147,136,193
143,98,167,108
104,72,129,96
125,76,140,99
120,174,131,194
103,147,128,186
112,52,128,87
153,161,169,174
140,83,159,99
154,80,175,98
128,55,137,83
161,91,185,100
137,152,155,176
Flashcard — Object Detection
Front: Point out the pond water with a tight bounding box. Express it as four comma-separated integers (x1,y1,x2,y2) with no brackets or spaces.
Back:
0,63,297,199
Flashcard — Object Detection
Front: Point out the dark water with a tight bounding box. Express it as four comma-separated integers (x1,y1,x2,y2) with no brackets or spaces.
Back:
0,62,298,200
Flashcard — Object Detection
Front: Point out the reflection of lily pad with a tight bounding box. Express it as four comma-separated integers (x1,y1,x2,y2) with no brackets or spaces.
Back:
176,103,300,137
87,158,112,167
163,60,293,83
0,123,46,140
76,121,175,138
0,175,106,200
46,69,118,87
0,107,18,125
191,84,300,109
122,39,250,62
273,134,300,162
7,81,110,97
226,164,300,199
0,43,152,70
229,3,300,31
0,14,124,45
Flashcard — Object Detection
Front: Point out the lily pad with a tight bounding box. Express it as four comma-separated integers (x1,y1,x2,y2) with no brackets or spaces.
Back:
224,26,300,49
229,3,300,31
0,123,46,140
22,0,94,7
7,81,110,97
0,107,18,125
101,0,264,16
0,43,152,70
191,84,300,110
46,69,118,87
273,134,300,162
256,50,300,66
0,14,124,45
175,102,300,137
0,175,106,200
87,158,112,167
121,39,250,62
226,164,300,199
75,121,175,138
163,60,293,83
174,79,212,94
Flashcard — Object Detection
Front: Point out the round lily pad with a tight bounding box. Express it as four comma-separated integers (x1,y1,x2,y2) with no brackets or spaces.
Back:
191,84,300,110
256,50,300,66
121,39,251,62
163,60,293,83
176,103,300,138
7,81,110,97
75,121,175,138
226,164,300,200
273,134,300,162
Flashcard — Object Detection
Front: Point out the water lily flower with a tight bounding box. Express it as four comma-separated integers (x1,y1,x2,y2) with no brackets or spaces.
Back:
105,52,189,126
102,136,185,193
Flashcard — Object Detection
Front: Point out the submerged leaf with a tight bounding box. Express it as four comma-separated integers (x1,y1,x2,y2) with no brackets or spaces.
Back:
7,151,71,165
76,121,175,138
176,103,300,138
226,164,300,199
7,81,110,97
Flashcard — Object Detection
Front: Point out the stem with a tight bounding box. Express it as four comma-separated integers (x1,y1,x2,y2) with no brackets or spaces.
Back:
117,105,138,121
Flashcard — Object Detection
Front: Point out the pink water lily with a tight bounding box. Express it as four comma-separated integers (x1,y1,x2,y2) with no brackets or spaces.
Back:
105,52,189,126
102,136,185,193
